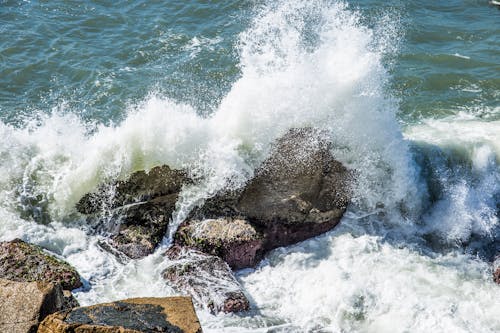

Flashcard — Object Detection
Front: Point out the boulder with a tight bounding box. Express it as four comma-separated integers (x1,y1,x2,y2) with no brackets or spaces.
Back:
493,255,500,284
77,165,189,259
76,165,189,214
237,128,350,226
178,128,352,267
37,297,202,333
0,239,82,290
163,246,249,313
105,194,179,259
175,218,264,269
0,279,70,333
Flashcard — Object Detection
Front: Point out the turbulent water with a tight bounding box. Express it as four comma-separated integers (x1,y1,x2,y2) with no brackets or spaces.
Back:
1,0,500,332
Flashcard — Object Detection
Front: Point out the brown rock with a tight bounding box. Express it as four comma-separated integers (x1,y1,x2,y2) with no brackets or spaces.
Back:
493,256,500,284
178,128,352,267
76,165,189,214
77,165,189,259
106,194,179,259
37,297,202,333
0,239,82,290
237,127,351,228
163,246,249,313
175,218,264,269
0,279,70,333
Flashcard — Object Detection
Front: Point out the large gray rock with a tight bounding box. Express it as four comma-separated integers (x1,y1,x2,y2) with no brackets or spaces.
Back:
77,165,190,259
38,297,202,333
0,279,70,333
0,239,82,290
178,128,352,267
163,246,249,314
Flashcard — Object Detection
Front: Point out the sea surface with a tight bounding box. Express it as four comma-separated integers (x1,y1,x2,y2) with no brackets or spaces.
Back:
1,1,499,332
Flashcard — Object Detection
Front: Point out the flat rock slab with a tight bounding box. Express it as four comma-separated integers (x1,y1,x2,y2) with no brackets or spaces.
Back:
38,297,202,333
0,279,69,333
163,246,249,313
0,239,82,290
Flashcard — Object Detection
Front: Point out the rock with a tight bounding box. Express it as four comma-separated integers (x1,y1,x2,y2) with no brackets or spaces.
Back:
77,165,189,259
62,290,80,309
0,279,70,333
237,127,351,229
38,297,202,333
175,218,264,269
76,165,189,214
493,256,500,284
163,246,249,313
179,128,352,267
0,239,82,290
106,194,179,259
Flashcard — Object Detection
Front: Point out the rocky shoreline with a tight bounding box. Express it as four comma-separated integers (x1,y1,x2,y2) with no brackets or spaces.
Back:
2,128,498,332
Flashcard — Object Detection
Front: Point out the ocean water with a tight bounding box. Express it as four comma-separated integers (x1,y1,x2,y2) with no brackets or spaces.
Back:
1,0,500,332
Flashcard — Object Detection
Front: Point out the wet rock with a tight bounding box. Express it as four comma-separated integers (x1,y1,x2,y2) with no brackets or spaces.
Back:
163,246,249,313
237,127,351,229
76,165,189,214
180,128,352,266
106,194,179,259
0,239,82,290
175,218,264,269
77,165,189,259
38,297,202,333
493,255,500,284
0,279,71,333
62,290,80,309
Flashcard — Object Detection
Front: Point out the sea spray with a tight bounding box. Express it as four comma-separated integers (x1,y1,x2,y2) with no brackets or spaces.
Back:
0,0,499,332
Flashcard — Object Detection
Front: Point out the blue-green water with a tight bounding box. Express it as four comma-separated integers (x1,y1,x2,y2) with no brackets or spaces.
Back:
2,1,498,124
1,1,500,332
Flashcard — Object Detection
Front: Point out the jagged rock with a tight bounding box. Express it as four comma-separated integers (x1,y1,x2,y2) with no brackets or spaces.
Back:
237,127,351,229
105,194,179,259
0,239,82,290
76,165,189,259
0,279,71,333
37,297,202,333
163,246,249,313
175,218,264,269
179,128,352,267
76,165,189,214
493,255,500,284
62,290,80,309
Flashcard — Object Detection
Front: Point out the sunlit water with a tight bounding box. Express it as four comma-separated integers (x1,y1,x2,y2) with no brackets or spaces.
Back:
1,1,499,332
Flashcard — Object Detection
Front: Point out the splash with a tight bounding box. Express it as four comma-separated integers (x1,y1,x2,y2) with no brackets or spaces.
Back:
1,0,499,332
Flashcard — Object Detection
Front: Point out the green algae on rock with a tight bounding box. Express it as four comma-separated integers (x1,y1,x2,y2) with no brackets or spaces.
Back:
0,239,82,290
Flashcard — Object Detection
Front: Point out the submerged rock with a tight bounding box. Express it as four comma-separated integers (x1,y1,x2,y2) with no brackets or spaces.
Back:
77,165,190,259
179,128,352,267
0,239,82,290
175,217,264,269
163,246,250,313
38,297,202,333
0,279,71,333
